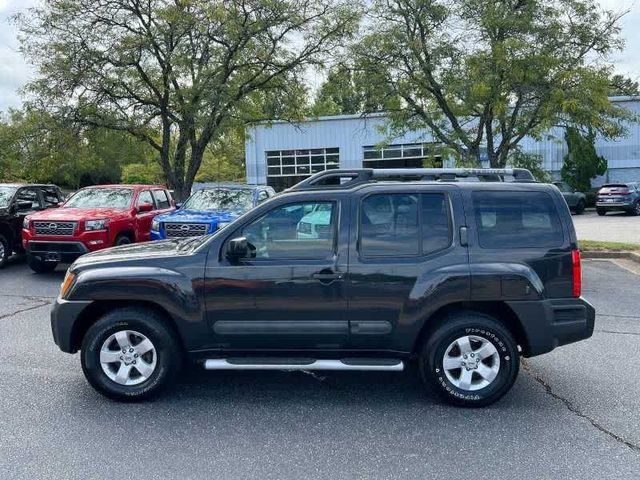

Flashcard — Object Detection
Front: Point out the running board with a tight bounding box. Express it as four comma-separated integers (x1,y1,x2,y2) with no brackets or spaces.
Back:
203,358,404,372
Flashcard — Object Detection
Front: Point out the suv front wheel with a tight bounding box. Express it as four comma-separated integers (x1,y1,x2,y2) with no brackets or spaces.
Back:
27,253,58,273
420,311,519,407
81,307,182,401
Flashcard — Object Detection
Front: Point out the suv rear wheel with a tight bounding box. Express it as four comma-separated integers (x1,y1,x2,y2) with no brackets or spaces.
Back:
596,208,606,216
0,234,9,268
80,307,182,401
27,253,58,273
420,311,519,407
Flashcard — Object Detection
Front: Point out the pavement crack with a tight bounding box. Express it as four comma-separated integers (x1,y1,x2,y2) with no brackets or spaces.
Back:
594,329,640,337
522,360,640,454
0,301,51,320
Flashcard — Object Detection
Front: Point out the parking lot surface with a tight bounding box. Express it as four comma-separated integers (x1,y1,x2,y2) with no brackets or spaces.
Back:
0,258,639,479
574,209,640,244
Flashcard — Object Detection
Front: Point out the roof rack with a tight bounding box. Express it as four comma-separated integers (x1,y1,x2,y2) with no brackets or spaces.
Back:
288,168,536,191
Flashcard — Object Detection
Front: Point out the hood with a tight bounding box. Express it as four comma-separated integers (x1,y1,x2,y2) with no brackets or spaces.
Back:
72,237,201,268
154,208,242,224
27,207,130,222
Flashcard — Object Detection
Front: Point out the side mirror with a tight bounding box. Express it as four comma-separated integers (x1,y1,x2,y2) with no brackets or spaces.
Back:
226,237,248,259
137,203,154,213
175,202,183,209
16,201,33,211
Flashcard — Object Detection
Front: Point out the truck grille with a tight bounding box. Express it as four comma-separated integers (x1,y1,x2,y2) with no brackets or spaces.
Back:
164,223,208,238
33,221,77,236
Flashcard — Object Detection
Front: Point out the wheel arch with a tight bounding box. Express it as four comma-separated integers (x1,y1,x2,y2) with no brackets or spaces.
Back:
412,301,530,356
114,229,135,243
70,300,187,354
0,222,15,247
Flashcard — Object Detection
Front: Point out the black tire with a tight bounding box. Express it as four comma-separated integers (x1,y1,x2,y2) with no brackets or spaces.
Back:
0,234,9,269
629,202,640,216
574,200,586,215
419,311,519,407
26,253,58,273
81,307,182,401
596,208,606,216
114,234,132,246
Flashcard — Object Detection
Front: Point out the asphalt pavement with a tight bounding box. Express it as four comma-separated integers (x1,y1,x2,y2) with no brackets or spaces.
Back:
0,257,639,479
573,209,640,244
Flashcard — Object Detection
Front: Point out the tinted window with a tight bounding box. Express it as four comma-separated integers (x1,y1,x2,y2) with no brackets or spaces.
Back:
153,190,171,209
241,202,335,260
0,186,17,207
183,189,254,211
360,193,451,257
473,191,563,248
42,187,62,207
137,190,154,208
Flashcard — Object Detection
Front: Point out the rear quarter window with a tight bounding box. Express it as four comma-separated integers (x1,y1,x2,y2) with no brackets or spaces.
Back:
472,191,563,248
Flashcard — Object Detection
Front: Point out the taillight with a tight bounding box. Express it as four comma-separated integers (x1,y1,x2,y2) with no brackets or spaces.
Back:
572,249,581,298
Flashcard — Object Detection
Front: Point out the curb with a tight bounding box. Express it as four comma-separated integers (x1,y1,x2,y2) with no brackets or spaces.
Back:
582,250,640,264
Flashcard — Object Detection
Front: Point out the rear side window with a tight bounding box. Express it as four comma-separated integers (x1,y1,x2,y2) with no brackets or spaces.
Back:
360,193,451,257
41,187,62,207
153,190,171,209
472,191,563,248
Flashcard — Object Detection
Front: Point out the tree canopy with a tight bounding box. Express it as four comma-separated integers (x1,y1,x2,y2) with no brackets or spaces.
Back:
353,0,633,167
16,0,361,198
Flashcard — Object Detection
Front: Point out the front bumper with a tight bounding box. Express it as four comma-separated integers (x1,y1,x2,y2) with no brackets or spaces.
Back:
24,230,111,262
50,297,93,353
507,297,595,357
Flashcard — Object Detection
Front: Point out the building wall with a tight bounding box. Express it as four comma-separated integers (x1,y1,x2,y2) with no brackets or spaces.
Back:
246,98,640,187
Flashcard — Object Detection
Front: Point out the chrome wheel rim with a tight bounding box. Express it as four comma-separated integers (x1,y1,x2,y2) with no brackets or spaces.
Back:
0,241,5,261
442,335,500,391
100,330,157,386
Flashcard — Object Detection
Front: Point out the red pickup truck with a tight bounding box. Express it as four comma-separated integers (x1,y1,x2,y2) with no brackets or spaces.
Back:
22,184,175,273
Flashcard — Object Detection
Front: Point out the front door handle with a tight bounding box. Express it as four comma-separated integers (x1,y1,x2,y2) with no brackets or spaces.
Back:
312,269,343,284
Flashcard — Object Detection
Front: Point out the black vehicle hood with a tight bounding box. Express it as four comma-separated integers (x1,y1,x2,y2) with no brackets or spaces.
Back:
72,238,202,268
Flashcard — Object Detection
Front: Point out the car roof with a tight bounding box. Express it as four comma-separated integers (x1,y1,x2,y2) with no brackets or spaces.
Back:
192,183,266,191
0,183,59,188
81,184,167,190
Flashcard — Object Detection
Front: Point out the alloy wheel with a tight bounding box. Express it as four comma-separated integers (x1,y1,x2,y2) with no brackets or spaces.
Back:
442,335,500,391
99,330,157,386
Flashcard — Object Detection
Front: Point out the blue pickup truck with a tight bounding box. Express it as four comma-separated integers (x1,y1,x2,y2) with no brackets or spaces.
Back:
151,184,275,240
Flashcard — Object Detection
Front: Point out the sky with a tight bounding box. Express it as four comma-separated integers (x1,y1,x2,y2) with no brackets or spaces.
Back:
1,0,639,112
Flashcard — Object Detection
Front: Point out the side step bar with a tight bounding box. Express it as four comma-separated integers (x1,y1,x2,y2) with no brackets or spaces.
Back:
204,358,404,372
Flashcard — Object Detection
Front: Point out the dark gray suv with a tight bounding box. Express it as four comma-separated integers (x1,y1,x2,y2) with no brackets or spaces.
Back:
50,169,595,407
596,182,640,216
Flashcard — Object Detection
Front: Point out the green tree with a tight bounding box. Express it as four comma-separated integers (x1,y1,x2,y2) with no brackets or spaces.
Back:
507,149,551,183
354,0,632,167
17,0,360,199
561,127,607,191
311,64,397,115
0,108,154,188
121,163,165,185
609,74,640,96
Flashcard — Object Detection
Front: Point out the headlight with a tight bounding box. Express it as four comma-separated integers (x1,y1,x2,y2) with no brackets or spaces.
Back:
23,217,30,229
151,219,160,231
85,219,109,231
59,270,76,299
217,222,230,230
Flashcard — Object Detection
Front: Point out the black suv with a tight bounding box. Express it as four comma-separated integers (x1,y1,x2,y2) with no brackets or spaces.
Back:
51,169,594,407
0,183,65,268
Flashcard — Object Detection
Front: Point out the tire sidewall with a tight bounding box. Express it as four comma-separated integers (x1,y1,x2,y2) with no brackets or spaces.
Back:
81,315,177,400
423,318,519,406
115,235,132,246
0,234,9,268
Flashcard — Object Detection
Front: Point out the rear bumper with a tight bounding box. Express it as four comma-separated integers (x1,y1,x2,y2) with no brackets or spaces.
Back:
596,201,634,209
50,297,93,353
507,297,595,357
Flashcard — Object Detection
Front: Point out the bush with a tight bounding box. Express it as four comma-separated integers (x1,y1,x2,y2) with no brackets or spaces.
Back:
121,163,164,185
506,149,551,183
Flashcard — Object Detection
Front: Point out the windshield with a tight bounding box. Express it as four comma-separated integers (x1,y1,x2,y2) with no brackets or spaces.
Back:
0,186,17,207
64,188,134,209
182,188,253,211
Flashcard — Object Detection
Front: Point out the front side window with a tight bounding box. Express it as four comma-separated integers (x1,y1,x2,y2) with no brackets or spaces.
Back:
137,190,154,208
182,189,254,212
64,188,134,209
16,188,43,210
42,187,62,207
153,190,171,209
241,201,336,260
360,193,451,257
0,186,17,207
473,191,563,248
